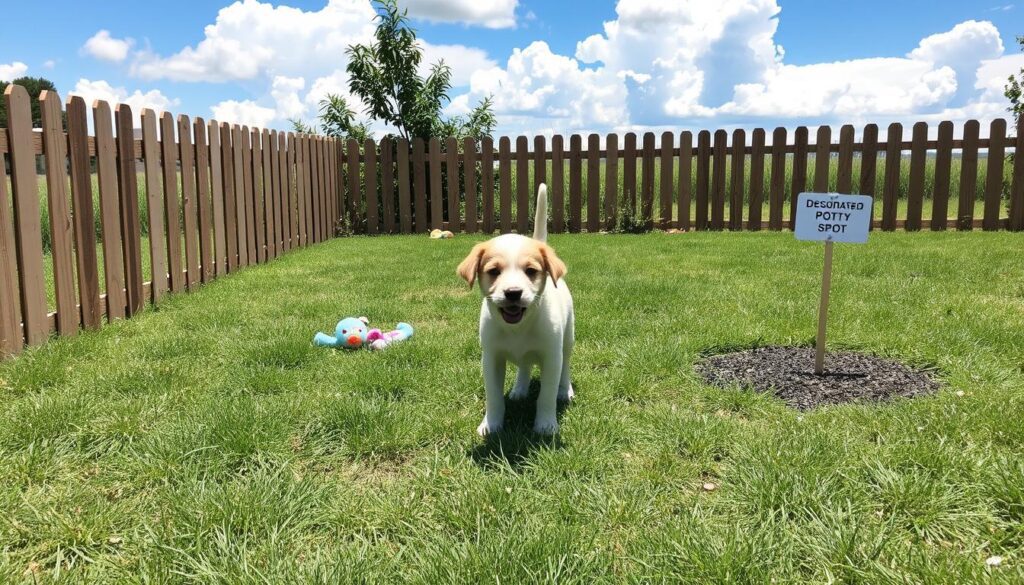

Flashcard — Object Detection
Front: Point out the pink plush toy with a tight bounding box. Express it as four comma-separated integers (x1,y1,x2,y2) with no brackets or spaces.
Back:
365,322,414,350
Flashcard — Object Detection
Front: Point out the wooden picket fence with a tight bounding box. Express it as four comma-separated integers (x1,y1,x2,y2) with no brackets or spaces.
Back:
1,85,342,357
2,79,1023,358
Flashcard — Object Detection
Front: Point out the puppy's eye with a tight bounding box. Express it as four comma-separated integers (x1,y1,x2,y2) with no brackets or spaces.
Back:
525,267,539,278
487,267,501,277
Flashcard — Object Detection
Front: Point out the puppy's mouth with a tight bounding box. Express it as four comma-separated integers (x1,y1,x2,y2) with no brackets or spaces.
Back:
499,305,526,324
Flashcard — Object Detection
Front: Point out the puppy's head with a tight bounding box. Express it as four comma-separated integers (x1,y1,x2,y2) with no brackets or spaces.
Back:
457,234,566,325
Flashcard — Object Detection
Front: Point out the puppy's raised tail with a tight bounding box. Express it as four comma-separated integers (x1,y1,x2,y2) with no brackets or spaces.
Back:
533,183,548,242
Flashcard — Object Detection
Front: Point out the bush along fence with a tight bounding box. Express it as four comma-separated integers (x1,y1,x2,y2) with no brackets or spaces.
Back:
1,79,1023,357
1,85,342,357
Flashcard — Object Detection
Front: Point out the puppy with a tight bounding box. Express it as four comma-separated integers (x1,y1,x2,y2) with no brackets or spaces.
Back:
457,184,575,436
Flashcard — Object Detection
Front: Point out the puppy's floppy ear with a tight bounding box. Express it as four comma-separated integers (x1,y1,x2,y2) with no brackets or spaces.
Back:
539,243,566,286
456,243,487,288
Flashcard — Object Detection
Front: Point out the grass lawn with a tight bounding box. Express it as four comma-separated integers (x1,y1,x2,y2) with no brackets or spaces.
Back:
2,232,1023,582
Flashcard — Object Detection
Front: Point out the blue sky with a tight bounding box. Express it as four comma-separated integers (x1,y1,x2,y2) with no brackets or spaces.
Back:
1,0,1022,137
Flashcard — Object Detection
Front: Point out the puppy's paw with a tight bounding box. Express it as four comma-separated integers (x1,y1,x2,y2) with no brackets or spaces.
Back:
532,415,560,436
508,383,530,401
477,417,503,436
558,384,575,402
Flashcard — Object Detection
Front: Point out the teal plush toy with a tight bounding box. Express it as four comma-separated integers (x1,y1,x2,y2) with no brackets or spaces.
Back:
313,317,369,349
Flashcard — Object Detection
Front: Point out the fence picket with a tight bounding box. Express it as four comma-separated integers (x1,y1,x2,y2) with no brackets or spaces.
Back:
881,123,903,231
382,138,396,233
346,138,359,235
534,136,547,200
279,132,292,249
267,130,280,256
956,121,978,231
1011,117,1024,231
115,105,144,314
710,130,726,230
293,134,306,247
97,101,128,320
641,133,656,230
605,133,618,231
768,127,786,230
931,121,953,230
0,128,17,354
906,122,927,231
446,137,459,230
179,115,201,285
569,134,582,233
209,120,226,272
220,123,238,270
241,127,257,261
481,137,494,234
231,125,249,266
748,128,765,231
261,130,275,258
429,138,443,230
791,127,809,227
67,96,101,328
624,133,638,222
286,133,297,247
517,136,530,233
551,135,564,233
317,137,327,240
695,130,710,230
983,119,1006,231
398,139,412,233
729,129,745,231
584,134,599,232
499,137,512,232
860,124,879,230
678,131,693,231
196,119,214,277
660,132,674,228
813,126,830,194
837,125,855,195
366,138,380,234
310,136,322,243
40,91,76,334
413,138,428,233
464,137,478,233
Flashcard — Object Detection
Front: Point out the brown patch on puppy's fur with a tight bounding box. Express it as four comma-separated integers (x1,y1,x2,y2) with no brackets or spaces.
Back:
457,242,490,287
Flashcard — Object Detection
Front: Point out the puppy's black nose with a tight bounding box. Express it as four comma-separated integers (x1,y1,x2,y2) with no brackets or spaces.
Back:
505,288,523,301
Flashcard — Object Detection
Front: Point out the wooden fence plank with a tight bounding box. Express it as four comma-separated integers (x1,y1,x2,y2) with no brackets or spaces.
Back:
316,137,327,240
748,128,765,231
710,130,726,230
983,119,1007,231
0,127,18,354
231,125,248,266
836,125,855,195
195,119,214,278
623,132,638,223
859,124,879,230
295,135,307,245
881,123,903,231
678,131,693,231
412,138,428,233
550,135,564,233
481,137,495,234
534,136,547,200
569,134,582,233
660,131,674,228
267,130,280,257
366,138,380,234
256,129,271,258
344,138,357,236
957,121,979,231
605,133,618,231
695,130,710,230
791,127,809,228
906,121,928,231
499,136,512,233
931,121,953,231
67,96,101,328
517,136,530,233
179,115,201,286
278,132,290,250
98,101,128,320
242,127,258,261
327,139,337,238
813,126,831,194
463,137,478,234
381,138,396,234
220,123,238,270
397,139,412,233
641,132,656,230
429,138,443,231
768,127,787,230
303,135,314,243
446,137,459,230
729,129,745,231
115,104,144,314
40,91,76,334
286,133,297,248
1011,117,1024,231
587,134,601,232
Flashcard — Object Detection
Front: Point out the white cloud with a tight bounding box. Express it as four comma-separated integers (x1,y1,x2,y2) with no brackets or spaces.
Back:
908,20,1004,106
404,0,517,28
82,30,134,63
211,99,277,128
0,61,28,82
42,60,56,70
69,79,180,126
421,41,497,86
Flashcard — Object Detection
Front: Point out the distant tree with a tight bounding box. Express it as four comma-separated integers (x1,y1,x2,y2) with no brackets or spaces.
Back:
0,76,58,128
1006,36,1024,128
317,94,372,143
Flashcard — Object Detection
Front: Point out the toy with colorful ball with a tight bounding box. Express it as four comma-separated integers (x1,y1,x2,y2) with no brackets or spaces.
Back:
313,317,413,350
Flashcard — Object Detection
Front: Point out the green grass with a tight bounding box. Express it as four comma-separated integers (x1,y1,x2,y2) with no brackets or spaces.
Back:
2,232,1023,582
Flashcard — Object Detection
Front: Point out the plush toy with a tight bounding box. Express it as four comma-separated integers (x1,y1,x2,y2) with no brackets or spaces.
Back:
366,322,414,350
313,316,370,349
429,229,455,239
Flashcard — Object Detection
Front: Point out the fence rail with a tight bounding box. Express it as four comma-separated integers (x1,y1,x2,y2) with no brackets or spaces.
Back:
2,80,1023,357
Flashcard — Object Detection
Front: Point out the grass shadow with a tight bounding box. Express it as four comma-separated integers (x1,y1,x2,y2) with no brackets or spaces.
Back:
469,379,573,471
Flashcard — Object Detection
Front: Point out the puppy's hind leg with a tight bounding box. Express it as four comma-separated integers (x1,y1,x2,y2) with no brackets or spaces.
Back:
509,364,532,401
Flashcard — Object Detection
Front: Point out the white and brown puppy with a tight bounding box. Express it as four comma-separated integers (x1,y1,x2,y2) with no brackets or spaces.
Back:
457,184,575,436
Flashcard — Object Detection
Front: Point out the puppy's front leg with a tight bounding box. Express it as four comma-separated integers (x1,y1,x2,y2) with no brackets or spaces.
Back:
533,345,562,435
478,351,506,436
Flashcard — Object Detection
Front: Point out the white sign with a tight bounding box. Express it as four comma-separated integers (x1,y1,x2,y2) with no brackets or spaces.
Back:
794,193,873,243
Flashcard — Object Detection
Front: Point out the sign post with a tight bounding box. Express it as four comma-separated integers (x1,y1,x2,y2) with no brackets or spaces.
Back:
794,193,873,375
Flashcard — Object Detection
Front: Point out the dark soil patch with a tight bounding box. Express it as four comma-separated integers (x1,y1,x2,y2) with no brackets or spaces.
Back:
696,346,941,410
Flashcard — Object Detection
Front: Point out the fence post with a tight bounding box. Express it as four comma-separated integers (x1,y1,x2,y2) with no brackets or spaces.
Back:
983,119,1007,231
40,91,77,334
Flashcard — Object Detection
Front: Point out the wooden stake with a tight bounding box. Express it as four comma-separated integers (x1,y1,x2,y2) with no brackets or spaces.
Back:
814,239,834,375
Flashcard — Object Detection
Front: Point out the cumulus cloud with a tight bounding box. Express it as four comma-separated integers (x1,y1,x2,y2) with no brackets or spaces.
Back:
404,0,517,28
82,30,134,62
210,99,277,128
69,79,179,126
421,41,497,87
0,61,28,82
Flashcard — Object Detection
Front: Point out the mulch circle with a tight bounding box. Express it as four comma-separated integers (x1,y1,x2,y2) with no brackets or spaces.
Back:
695,346,941,410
